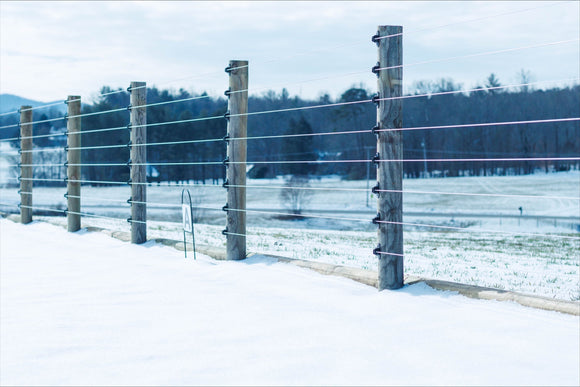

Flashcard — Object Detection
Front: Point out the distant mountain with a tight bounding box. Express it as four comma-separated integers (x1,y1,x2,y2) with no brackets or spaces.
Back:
0,94,67,114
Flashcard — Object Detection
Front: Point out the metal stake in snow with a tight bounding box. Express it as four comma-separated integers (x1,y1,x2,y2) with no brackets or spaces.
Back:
372,25,404,290
181,189,196,260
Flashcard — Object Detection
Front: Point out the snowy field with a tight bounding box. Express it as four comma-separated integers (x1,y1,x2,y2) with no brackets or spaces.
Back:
1,172,579,300
1,219,579,386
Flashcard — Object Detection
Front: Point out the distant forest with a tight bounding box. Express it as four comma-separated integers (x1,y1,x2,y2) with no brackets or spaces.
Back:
1,75,578,184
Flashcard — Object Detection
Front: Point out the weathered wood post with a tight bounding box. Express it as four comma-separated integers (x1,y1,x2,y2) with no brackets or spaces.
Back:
19,106,33,224
373,25,404,290
129,81,147,244
224,60,248,260
66,96,81,232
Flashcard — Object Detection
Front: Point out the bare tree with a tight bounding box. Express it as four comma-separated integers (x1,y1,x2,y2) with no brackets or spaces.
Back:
279,176,313,215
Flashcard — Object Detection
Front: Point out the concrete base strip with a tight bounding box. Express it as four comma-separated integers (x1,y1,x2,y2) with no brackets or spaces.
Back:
2,213,578,316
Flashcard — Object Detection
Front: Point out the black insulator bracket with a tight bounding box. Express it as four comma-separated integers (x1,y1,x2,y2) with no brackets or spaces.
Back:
224,88,231,97
372,212,381,225
371,62,380,77
372,182,380,195
221,228,228,236
223,134,230,142
127,217,132,224
371,32,380,46
371,123,380,137
225,65,233,73
372,93,381,105
127,104,132,111
222,179,229,189
64,192,69,199
222,204,229,212
224,111,230,121
222,157,229,167
372,152,380,167
373,244,381,256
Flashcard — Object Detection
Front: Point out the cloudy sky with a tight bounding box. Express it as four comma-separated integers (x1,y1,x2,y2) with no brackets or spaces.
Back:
1,1,579,103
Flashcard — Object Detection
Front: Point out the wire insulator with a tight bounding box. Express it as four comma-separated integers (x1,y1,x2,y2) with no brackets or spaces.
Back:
64,192,69,199
221,228,228,236
224,88,231,97
371,123,380,136
372,212,381,225
127,197,132,205
372,152,380,167
127,104,132,111
223,157,229,167
223,134,230,142
127,178,132,185
127,217,132,223
126,140,132,149
372,93,381,105
371,32,380,46
224,111,230,121
373,244,381,256
127,123,132,131
222,204,229,212
371,62,381,77
372,183,380,195
225,65,233,73
222,179,229,189
127,86,132,93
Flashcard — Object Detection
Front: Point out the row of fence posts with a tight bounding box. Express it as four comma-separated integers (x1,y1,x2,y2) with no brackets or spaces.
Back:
16,25,404,290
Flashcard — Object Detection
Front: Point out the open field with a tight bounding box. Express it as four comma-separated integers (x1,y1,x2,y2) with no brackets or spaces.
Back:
1,171,579,300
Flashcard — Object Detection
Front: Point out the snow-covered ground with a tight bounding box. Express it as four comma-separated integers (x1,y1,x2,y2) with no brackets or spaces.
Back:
1,219,578,386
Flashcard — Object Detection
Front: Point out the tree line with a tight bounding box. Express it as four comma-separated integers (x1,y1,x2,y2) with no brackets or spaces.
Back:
1,74,578,185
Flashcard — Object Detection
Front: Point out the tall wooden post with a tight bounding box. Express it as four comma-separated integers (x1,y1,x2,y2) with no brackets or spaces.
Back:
19,106,33,224
66,96,81,232
225,60,248,260
375,25,404,290
129,81,147,244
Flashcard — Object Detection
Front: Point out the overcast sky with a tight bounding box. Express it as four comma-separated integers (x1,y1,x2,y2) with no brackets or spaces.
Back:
1,1,579,103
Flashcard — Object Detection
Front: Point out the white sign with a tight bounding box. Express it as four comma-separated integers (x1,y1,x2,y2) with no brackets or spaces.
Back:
182,204,192,233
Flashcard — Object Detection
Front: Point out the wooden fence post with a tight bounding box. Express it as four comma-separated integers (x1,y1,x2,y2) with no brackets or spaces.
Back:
225,60,248,260
66,95,81,232
19,105,33,224
129,81,147,244
374,25,404,290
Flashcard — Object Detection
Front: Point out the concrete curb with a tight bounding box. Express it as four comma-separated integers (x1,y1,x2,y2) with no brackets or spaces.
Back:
2,213,578,316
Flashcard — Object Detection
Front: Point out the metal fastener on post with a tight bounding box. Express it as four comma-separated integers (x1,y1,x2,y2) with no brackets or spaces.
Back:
374,25,404,290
